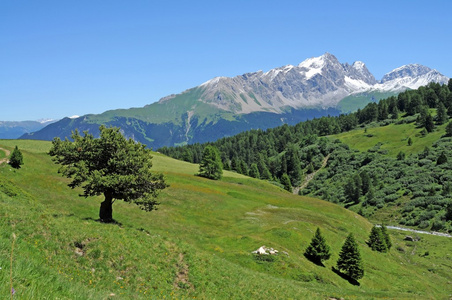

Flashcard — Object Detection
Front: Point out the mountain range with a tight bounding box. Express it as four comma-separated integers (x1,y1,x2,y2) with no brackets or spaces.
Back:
0,119,56,139
18,53,449,148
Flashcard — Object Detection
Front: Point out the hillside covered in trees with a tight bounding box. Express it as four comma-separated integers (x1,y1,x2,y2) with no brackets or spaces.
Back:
161,80,452,231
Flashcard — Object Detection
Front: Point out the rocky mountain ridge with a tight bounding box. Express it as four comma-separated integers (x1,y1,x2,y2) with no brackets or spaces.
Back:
172,53,448,115
18,53,449,148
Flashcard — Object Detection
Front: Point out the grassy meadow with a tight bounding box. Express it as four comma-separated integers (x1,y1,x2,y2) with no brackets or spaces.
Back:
1,140,452,299
332,120,447,157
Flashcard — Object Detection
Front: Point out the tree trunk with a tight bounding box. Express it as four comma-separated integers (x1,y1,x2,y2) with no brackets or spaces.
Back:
99,192,113,223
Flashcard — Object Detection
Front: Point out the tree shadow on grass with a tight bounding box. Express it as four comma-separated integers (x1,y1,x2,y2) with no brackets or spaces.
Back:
331,266,360,286
82,217,123,227
304,254,326,267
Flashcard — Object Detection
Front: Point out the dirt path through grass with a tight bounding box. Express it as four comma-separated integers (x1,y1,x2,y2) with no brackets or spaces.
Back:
0,147,10,164
293,154,330,195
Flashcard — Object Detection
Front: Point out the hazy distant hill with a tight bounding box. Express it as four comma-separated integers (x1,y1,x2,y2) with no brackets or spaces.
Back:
0,120,56,139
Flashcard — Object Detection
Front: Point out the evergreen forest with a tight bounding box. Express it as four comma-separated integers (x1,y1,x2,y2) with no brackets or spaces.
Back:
161,80,452,231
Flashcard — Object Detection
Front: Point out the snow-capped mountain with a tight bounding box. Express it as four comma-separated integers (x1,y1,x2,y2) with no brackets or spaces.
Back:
374,64,448,91
21,53,449,148
183,53,448,114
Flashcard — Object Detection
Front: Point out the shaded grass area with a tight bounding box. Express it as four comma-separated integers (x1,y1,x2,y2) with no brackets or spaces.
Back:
1,140,452,299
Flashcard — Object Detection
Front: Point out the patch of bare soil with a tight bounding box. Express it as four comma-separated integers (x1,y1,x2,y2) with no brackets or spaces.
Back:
173,253,194,291
0,147,11,165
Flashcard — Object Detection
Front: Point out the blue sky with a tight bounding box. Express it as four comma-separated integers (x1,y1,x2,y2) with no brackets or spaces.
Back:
1,0,451,121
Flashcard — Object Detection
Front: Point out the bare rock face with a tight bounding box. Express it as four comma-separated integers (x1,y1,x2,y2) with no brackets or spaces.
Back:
196,53,448,114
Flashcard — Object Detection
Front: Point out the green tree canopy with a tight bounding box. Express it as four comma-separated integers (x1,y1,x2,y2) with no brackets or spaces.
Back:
446,121,452,137
249,163,260,179
336,233,364,281
368,225,387,252
380,225,392,250
437,151,448,165
49,125,167,223
304,227,331,265
9,146,24,169
436,102,448,125
280,173,292,192
424,113,435,133
198,145,223,180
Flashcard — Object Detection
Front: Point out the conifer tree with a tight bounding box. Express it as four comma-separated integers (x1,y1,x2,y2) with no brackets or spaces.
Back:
436,102,448,125
445,201,452,221
280,173,292,192
437,151,448,165
368,226,387,252
336,233,364,280
249,163,260,179
380,225,392,250
198,145,223,180
307,163,315,174
9,146,23,169
424,114,435,132
365,186,376,205
304,228,331,265
446,121,452,137
239,160,248,176
442,183,452,196
391,107,399,119
359,170,371,195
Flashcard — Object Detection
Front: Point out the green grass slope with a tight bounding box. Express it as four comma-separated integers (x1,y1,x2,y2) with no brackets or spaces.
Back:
332,120,448,157
1,140,452,299
87,87,233,126
337,91,397,114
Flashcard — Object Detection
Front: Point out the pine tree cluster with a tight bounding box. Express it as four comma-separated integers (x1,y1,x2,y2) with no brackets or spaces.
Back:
367,225,392,252
304,228,365,281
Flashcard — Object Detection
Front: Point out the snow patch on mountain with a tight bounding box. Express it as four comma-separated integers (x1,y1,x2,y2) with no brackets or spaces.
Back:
344,77,372,92
298,55,326,79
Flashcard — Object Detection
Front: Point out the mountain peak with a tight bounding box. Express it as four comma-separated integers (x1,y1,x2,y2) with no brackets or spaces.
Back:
381,64,433,82
297,53,340,80
375,63,448,91
352,61,366,70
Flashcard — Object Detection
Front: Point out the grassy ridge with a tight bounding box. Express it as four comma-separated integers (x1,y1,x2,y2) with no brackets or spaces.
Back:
1,140,452,299
87,87,232,126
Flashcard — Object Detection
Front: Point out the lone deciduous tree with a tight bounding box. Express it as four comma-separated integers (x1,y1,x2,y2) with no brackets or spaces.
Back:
198,145,223,180
9,146,24,169
304,227,331,265
336,233,364,281
49,125,167,223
